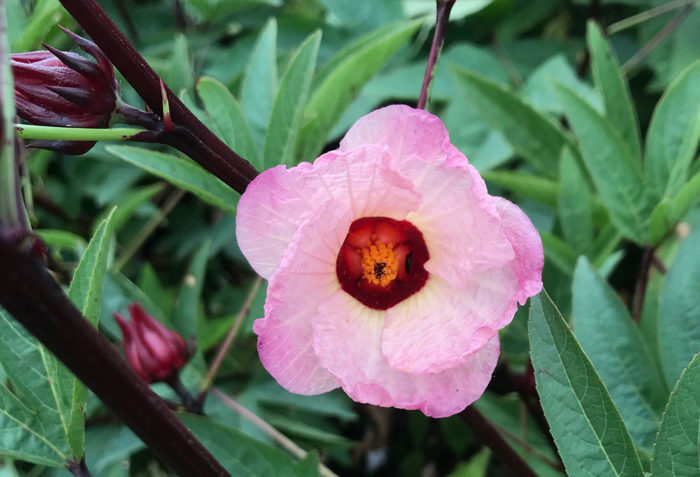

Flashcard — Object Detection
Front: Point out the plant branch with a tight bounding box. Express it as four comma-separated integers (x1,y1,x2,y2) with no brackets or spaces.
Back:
460,406,538,477
57,0,259,193
622,2,694,74
212,388,339,477
198,276,263,400
416,0,455,109
0,234,229,476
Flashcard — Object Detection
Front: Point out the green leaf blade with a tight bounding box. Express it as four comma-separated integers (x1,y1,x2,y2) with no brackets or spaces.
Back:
174,239,210,339
556,83,651,243
106,145,239,216
452,67,572,177
651,353,700,477
198,77,260,170
645,60,700,201
65,210,117,458
179,413,299,477
587,21,642,165
0,311,70,466
529,291,645,477
658,228,700,388
572,258,667,450
263,31,321,168
240,18,278,153
558,147,593,253
298,19,423,163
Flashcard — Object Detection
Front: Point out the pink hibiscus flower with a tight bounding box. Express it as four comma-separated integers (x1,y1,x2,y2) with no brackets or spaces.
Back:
236,105,543,418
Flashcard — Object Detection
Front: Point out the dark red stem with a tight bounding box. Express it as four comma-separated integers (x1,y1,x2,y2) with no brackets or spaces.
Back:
632,245,654,322
57,0,259,194
460,407,539,477
416,0,455,110
0,235,229,477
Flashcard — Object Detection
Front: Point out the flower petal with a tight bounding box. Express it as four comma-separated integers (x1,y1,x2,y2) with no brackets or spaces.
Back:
404,147,515,289
492,197,544,303
382,272,517,374
255,205,349,394
312,292,500,418
339,104,449,164
236,145,421,278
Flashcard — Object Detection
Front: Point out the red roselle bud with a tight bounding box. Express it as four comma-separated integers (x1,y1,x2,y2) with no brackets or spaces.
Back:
114,304,190,383
11,26,119,155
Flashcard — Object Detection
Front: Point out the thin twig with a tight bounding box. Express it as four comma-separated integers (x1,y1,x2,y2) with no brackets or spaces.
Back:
212,388,339,477
198,276,263,400
460,406,539,477
0,234,229,476
416,0,455,109
622,3,694,74
608,0,693,34
113,188,185,271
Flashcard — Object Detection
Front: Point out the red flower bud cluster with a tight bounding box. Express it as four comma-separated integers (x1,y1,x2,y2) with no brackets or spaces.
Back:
115,304,190,383
11,27,119,154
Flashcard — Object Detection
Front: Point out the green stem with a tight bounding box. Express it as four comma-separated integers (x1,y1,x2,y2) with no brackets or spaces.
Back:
0,0,21,228
607,0,694,35
14,124,147,142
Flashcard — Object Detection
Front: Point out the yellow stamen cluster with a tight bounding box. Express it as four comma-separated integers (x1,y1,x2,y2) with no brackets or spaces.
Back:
361,240,399,286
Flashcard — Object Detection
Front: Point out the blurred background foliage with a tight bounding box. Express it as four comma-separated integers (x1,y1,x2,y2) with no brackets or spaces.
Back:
2,0,700,475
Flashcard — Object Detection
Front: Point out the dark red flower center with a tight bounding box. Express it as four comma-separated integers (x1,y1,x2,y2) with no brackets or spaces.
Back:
336,217,429,310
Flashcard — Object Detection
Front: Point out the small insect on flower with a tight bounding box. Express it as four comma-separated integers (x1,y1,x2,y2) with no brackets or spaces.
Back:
236,105,543,417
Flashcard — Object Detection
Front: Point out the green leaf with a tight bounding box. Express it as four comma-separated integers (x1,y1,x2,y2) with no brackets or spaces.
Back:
572,258,667,450
651,352,700,477
178,413,299,477
65,209,117,458
0,310,70,466
540,231,577,276
649,168,700,245
587,21,642,164
94,183,162,235
645,60,700,201
522,54,602,115
106,145,239,216
173,239,210,338
168,33,195,95
263,31,321,168
529,291,645,477
658,228,700,388
452,66,574,177
240,18,278,153
297,19,423,163
558,147,593,253
556,83,651,243
294,451,320,477
197,77,260,170
11,0,64,52
483,170,608,227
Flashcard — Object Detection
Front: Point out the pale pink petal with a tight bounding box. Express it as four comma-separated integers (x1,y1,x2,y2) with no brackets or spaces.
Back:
312,292,500,418
255,204,349,394
339,104,450,164
404,147,515,289
492,197,544,303
236,145,421,278
381,270,517,374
